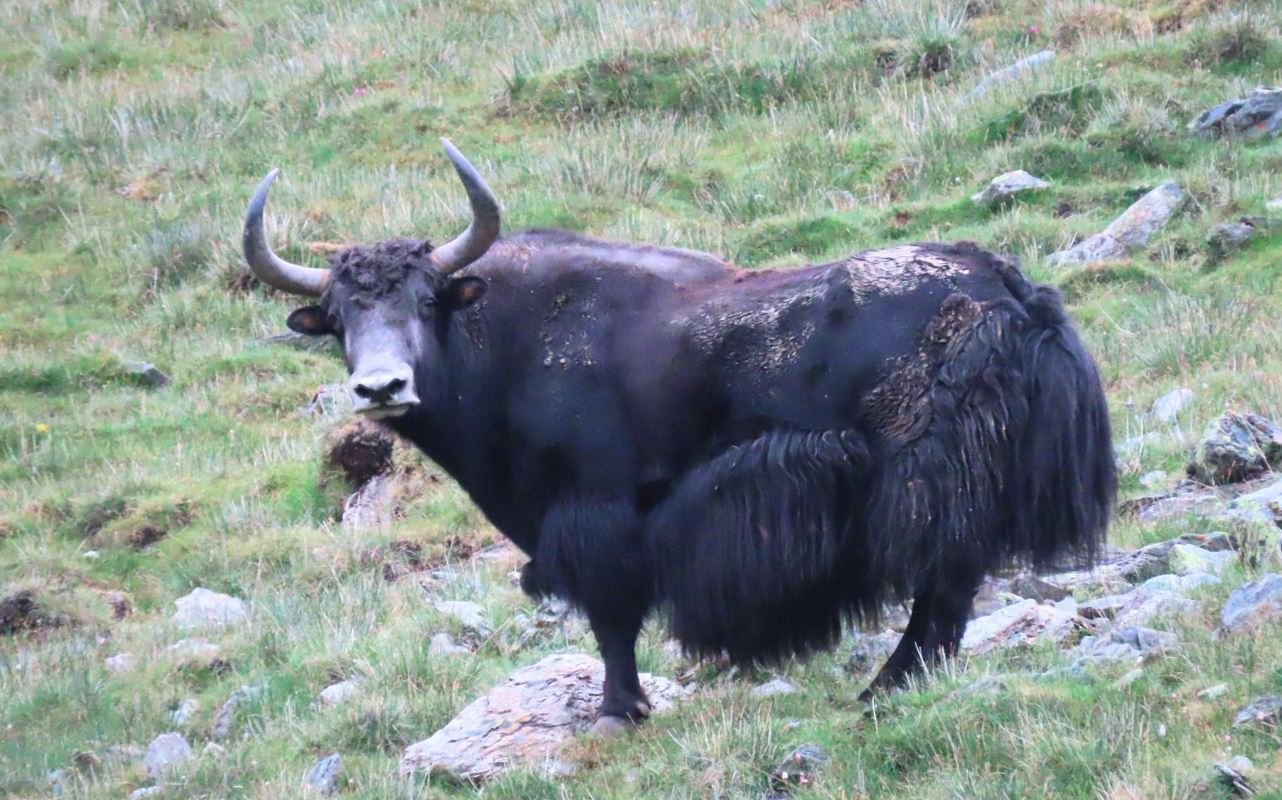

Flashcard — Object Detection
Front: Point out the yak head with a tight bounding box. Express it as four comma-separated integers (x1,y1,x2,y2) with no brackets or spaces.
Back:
241,139,498,420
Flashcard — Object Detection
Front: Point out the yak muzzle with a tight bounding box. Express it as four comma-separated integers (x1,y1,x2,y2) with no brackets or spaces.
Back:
350,365,419,419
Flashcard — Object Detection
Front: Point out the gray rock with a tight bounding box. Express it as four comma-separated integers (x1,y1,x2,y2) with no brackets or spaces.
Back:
166,637,221,667
847,630,901,673
1074,626,1178,665
1008,574,1071,603
1190,86,1282,139
304,383,353,419
105,652,135,673
429,632,471,657
399,653,688,781
1149,388,1193,424
47,768,68,797
1198,683,1229,701
972,170,1049,206
1112,668,1144,689
169,697,200,725
123,360,172,388
1268,197,1282,214
1078,594,1130,620
201,742,227,759
1168,544,1235,576
961,598,1081,654
129,788,161,799
318,679,361,708
1048,181,1186,266
750,676,799,699
144,732,193,779
964,50,1056,101
303,753,343,795
768,744,829,793
212,685,258,741
262,330,335,353
1232,696,1282,729
341,473,398,533
1221,574,1282,632
1224,477,1282,526
171,587,246,631
1137,571,1221,595
435,600,492,643
1208,220,1258,258
1189,411,1282,485
1139,470,1168,490
1111,590,1196,629
1214,756,1255,796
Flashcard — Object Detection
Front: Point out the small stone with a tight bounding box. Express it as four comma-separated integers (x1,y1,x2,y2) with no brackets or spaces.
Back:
83,550,100,559
47,769,68,797
1112,668,1144,689
1232,696,1282,729
129,788,161,799
171,587,246,631
303,383,353,418
318,680,361,708
429,632,471,657
123,360,172,388
750,676,799,699
1199,683,1229,701
1150,388,1194,424
768,744,829,792
1048,181,1186,266
971,170,1049,206
101,744,144,768
169,697,200,725
105,652,136,673
1267,197,1282,214
144,732,193,779
341,473,398,533
1224,477,1282,526
303,753,343,795
1222,574,1282,632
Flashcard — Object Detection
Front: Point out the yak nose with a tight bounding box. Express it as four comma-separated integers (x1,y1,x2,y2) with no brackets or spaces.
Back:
349,365,418,417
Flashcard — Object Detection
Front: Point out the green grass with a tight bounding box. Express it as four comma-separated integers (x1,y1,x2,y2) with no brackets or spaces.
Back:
3,0,1282,796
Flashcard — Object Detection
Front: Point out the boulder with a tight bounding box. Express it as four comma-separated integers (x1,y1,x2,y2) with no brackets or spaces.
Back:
122,360,172,388
303,753,343,795
1074,626,1178,665
1168,544,1235,576
1188,411,1282,484
318,679,361,708
171,588,246,631
1190,87,1282,139
399,653,687,782
961,598,1081,654
212,685,258,741
1048,181,1185,266
1110,590,1196,629
166,637,221,667
1149,388,1193,425
143,732,193,779
169,698,200,725
971,170,1049,206
1232,696,1282,729
1207,220,1259,259
1221,574,1282,632
1224,477,1282,526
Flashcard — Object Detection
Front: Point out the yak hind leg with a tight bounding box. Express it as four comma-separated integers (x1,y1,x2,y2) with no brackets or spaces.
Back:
859,564,983,702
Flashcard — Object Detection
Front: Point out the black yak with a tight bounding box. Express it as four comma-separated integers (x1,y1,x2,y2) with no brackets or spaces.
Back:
242,140,1114,732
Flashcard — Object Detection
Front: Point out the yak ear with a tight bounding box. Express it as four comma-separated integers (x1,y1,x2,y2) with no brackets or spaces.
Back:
286,305,331,335
438,276,487,310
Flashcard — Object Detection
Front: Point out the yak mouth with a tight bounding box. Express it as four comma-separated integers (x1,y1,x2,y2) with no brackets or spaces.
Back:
355,401,416,420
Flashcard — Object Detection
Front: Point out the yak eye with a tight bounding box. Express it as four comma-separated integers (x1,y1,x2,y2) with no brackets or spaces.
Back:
418,296,436,315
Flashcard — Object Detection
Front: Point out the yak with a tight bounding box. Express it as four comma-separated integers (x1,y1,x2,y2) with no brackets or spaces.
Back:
241,140,1115,733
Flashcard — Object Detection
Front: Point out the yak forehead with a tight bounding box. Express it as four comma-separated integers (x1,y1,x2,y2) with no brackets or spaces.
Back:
328,238,436,298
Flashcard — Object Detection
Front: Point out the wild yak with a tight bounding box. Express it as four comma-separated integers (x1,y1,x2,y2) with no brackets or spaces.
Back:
242,140,1115,733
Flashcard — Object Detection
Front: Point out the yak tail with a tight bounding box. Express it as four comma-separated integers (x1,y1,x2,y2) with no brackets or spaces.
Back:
1004,284,1115,570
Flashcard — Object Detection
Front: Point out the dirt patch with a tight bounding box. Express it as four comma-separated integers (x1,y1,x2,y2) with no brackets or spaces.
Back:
0,591,69,635
128,524,167,549
326,421,396,488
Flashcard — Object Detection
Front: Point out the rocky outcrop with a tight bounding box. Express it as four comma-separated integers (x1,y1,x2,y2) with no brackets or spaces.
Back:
1048,181,1185,266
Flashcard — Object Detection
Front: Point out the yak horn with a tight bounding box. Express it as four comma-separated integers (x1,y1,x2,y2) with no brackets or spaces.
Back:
242,169,330,297
431,138,501,276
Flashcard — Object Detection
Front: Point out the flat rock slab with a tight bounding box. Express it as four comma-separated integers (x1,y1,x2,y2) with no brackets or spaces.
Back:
1048,181,1185,266
171,588,246,631
961,598,1080,654
399,652,687,782
1222,573,1282,632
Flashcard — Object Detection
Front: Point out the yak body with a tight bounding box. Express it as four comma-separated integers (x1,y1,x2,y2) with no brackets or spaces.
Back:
339,230,1116,709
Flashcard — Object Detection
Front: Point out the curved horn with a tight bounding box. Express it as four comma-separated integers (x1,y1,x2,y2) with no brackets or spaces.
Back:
242,169,330,297
431,139,501,276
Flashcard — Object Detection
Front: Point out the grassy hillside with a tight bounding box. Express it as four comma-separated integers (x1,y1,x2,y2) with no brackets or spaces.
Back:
3,0,1282,797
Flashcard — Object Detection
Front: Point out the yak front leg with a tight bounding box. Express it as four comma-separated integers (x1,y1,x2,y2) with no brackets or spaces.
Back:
587,608,650,736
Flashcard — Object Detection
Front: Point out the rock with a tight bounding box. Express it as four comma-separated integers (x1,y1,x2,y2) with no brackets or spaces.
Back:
212,685,258,741
436,600,492,644
262,330,335,353
847,630,901,673
105,652,136,673
122,360,172,388
1139,470,1167,490
129,788,161,799
750,676,799,699
1233,696,1282,729
1221,573,1282,632
1268,196,1282,214
768,744,828,793
1048,181,1186,266
319,679,361,708
1207,220,1258,259
169,697,200,725
1111,590,1196,629
971,170,1049,206
1149,388,1194,424
1112,668,1144,689
304,383,353,419
1182,531,1234,552
1190,86,1282,139
201,742,227,759
326,420,395,488
1199,683,1229,701
1078,594,1129,620
303,753,343,795
398,652,688,781
1008,574,1071,603
1214,756,1255,797
143,732,193,779
1046,539,1177,594
101,744,144,768
1074,626,1178,665
1189,412,1282,484
964,50,1056,101
429,632,471,657
1224,477,1282,526
171,587,246,631
1168,544,1235,576
166,637,221,667
1136,571,1221,595
47,768,68,796
341,473,398,533
961,598,1081,654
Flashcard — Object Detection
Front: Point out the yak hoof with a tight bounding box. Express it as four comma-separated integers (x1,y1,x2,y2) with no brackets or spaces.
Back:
589,715,635,739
